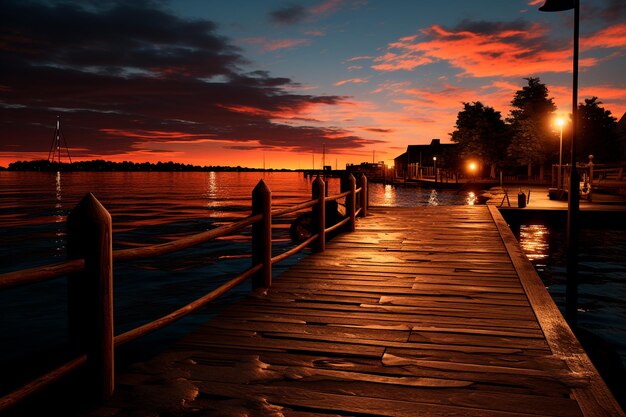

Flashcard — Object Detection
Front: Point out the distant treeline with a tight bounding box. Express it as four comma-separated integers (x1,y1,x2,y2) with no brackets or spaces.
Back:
5,160,295,172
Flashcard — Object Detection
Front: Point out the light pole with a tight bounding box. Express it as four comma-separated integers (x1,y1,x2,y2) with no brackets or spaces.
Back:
432,156,437,184
556,117,565,191
539,0,579,326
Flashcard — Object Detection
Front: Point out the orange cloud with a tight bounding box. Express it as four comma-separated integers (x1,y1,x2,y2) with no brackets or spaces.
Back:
311,0,342,15
334,78,369,86
583,23,626,49
99,129,215,141
371,23,599,77
549,84,626,117
346,55,373,62
240,37,311,52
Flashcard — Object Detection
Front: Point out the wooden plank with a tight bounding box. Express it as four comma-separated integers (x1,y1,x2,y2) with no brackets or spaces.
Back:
83,205,621,417
193,380,565,417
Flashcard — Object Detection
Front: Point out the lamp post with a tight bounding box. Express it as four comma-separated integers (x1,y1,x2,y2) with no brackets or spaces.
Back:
556,117,565,191
433,156,437,184
539,0,579,326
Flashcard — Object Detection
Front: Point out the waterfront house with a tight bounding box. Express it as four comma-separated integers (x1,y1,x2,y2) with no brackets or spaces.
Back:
394,139,459,180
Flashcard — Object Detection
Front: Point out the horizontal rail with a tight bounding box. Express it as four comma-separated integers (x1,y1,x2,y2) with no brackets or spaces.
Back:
271,234,319,265
272,186,356,216
326,190,350,202
114,214,263,263
271,199,316,217
0,258,85,290
0,214,263,290
114,263,262,347
0,354,87,413
324,216,350,234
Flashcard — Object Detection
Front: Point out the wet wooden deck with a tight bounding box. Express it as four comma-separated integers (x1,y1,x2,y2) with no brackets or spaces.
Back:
85,206,623,417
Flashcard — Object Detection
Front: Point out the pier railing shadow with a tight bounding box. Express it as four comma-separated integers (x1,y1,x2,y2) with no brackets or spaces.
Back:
0,173,367,412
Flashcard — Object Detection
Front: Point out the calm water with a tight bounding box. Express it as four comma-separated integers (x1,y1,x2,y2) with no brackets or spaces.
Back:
1,171,623,400
0,171,478,391
516,223,626,369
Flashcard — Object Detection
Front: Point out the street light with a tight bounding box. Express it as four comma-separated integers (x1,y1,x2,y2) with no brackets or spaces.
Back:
539,0,579,325
468,161,477,181
433,156,437,184
556,117,565,191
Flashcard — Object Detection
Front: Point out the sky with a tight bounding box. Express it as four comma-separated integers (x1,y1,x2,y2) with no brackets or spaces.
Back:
1,0,625,169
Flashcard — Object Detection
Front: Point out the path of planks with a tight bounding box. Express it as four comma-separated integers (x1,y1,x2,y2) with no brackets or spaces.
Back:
85,206,624,417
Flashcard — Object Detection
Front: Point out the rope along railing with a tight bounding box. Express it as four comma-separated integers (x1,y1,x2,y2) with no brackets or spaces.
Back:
0,173,368,412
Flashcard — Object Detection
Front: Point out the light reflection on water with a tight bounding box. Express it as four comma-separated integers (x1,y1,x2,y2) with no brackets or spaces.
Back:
54,171,65,256
466,191,477,205
382,184,394,206
516,221,626,384
519,224,549,263
428,190,439,206
368,183,480,207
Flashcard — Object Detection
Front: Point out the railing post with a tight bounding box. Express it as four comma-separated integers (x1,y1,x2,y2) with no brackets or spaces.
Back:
341,173,356,232
358,174,368,217
252,180,272,288
312,176,326,252
67,193,114,401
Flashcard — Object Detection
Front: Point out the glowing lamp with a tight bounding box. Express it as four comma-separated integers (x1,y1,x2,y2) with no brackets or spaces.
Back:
468,162,477,172
556,117,565,127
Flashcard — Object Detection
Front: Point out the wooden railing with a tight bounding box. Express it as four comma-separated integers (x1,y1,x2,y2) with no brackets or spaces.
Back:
0,173,368,412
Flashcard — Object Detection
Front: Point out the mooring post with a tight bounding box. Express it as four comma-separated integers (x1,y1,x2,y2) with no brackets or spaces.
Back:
312,176,326,252
358,174,368,217
341,173,356,232
252,180,272,288
67,193,114,401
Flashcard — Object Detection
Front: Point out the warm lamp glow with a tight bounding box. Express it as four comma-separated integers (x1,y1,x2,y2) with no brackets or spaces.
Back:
556,117,566,127
468,162,477,172
432,156,437,161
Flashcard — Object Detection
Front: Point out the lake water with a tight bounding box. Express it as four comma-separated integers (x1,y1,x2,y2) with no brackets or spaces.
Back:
0,171,623,402
514,221,626,400
0,171,479,392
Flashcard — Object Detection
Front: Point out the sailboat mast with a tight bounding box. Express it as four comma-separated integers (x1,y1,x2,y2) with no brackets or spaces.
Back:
47,115,72,168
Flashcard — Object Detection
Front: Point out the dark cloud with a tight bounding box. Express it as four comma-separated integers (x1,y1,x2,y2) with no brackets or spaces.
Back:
0,0,376,160
364,128,394,133
452,19,534,38
585,0,626,22
269,4,308,25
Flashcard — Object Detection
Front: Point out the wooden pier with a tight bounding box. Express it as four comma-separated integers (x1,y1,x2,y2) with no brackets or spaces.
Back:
83,205,623,417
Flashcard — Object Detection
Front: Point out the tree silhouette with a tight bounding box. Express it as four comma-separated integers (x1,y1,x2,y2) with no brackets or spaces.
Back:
507,77,557,179
450,101,510,179
577,97,618,163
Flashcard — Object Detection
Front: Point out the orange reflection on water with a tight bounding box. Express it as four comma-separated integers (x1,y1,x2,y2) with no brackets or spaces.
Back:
383,184,395,205
466,191,477,205
519,224,549,262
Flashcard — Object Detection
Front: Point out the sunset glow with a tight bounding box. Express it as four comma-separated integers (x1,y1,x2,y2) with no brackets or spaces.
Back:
1,0,625,169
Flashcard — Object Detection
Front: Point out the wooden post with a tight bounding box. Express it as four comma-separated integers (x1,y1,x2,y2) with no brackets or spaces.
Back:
312,176,326,252
67,193,114,401
358,174,368,217
252,180,272,288
341,173,356,232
